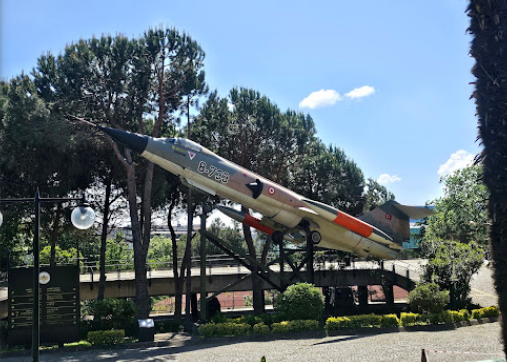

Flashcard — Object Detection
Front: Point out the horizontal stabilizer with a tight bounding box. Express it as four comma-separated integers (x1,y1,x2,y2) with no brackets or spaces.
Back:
392,204,434,220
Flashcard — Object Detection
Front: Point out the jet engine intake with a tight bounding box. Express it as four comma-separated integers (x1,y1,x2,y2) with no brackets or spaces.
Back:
246,179,264,199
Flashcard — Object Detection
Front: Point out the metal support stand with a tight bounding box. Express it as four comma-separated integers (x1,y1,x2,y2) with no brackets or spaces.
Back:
199,204,208,322
307,235,314,284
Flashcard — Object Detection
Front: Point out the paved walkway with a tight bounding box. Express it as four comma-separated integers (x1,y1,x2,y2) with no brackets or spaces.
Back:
2,322,504,362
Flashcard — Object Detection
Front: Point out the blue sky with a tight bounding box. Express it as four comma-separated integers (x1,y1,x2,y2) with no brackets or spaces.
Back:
0,0,479,206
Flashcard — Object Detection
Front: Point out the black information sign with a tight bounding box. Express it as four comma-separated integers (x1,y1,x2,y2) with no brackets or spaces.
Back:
8,265,80,346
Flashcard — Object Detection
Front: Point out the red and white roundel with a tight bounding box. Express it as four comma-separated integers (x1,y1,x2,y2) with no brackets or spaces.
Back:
385,213,392,220
268,187,276,195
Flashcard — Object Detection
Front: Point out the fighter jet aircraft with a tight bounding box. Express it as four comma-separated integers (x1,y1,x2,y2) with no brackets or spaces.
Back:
98,126,433,259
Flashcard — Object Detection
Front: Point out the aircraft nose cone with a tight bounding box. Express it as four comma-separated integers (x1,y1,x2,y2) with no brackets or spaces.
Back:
98,126,149,154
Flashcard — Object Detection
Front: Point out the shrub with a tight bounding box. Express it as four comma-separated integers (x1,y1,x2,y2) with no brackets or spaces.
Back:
380,314,400,328
459,309,471,321
87,330,125,346
428,311,453,324
400,312,425,326
271,321,291,334
472,306,500,319
325,317,353,330
274,283,324,321
287,320,320,333
93,298,137,334
326,314,399,330
253,322,271,334
210,313,228,324
481,306,500,318
155,320,182,333
449,311,462,322
271,320,319,334
408,283,449,314
197,323,251,337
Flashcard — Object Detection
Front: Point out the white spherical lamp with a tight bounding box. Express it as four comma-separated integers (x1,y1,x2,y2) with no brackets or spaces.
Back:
71,204,95,229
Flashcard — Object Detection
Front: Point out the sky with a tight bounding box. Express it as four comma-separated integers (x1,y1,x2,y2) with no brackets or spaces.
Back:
0,0,479,207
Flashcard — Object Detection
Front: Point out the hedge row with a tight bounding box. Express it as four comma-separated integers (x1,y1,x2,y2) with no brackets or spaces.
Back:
325,314,399,330
87,330,125,346
325,306,499,330
472,306,500,319
198,320,320,337
198,306,500,337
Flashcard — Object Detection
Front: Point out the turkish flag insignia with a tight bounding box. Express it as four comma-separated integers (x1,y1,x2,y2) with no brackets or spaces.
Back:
385,213,392,220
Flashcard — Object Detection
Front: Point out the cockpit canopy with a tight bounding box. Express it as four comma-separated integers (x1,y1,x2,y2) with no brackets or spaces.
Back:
164,137,215,156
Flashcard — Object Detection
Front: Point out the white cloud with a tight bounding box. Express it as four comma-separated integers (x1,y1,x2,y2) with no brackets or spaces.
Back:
377,174,402,184
227,102,235,112
299,89,342,109
345,85,375,99
437,150,474,177
299,86,376,109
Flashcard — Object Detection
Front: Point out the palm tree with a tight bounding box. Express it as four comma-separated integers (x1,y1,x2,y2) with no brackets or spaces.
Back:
468,0,507,356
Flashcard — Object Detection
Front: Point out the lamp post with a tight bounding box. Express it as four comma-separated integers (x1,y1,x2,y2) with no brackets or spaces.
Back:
0,189,95,362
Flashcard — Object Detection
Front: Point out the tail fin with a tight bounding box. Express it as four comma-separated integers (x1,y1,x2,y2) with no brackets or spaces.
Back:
358,201,434,245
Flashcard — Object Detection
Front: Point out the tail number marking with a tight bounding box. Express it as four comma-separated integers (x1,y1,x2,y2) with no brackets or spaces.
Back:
197,161,230,183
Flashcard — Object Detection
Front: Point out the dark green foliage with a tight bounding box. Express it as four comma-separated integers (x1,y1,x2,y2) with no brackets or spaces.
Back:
422,166,489,247
154,320,182,333
408,283,450,314
91,298,138,335
225,313,281,327
252,322,270,334
421,240,483,309
362,179,396,214
197,323,251,337
274,283,324,321
87,330,125,345
289,139,367,216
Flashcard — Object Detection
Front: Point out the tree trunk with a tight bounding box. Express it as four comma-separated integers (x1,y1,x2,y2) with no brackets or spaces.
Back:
124,156,150,319
97,177,112,301
168,198,183,322
468,1,507,357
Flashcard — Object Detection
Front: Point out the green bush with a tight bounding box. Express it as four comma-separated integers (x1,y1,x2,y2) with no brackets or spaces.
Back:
210,313,228,324
325,314,399,330
459,309,471,321
155,320,182,333
271,321,290,334
408,283,449,314
274,283,324,321
325,317,353,330
87,330,125,346
400,312,426,326
448,310,470,323
252,322,271,334
472,306,500,319
428,311,454,324
271,320,320,334
380,314,400,328
197,323,251,337
93,298,137,335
